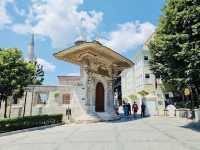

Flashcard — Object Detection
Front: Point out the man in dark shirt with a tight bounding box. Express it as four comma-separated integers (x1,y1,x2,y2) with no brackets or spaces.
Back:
141,102,146,117
127,103,131,115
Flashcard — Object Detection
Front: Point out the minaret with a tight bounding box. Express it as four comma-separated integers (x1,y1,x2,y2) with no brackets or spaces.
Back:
27,33,35,61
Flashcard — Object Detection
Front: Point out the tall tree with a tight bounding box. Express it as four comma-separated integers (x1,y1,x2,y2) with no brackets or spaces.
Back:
148,0,200,108
0,48,44,118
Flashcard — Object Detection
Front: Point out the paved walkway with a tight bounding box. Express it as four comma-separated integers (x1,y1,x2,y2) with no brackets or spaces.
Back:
0,117,200,150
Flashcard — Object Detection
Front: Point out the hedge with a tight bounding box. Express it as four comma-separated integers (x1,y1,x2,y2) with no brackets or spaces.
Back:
0,114,63,133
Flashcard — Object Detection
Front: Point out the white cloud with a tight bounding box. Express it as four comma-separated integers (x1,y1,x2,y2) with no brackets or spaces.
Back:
99,21,156,53
12,0,103,48
37,58,56,73
4,1,154,54
0,0,13,29
66,72,80,76
12,23,32,34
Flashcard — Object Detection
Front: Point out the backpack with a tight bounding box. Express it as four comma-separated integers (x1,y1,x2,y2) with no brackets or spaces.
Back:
133,104,138,111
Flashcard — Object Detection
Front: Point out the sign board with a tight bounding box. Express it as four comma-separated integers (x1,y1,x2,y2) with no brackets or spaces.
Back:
184,88,190,96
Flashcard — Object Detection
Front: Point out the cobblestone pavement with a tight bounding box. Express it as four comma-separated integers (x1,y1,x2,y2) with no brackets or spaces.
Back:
0,117,200,150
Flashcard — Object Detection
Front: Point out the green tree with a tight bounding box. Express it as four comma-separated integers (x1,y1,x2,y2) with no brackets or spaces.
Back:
0,48,44,118
148,0,200,108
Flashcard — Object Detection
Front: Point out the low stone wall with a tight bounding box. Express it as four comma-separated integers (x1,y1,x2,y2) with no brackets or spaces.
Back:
162,108,200,122
175,108,190,118
194,109,200,122
0,84,101,123
10,105,23,118
175,108,200,122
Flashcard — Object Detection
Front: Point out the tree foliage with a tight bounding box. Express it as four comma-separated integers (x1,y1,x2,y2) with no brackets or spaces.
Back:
0,48,44,118
148,0,200,86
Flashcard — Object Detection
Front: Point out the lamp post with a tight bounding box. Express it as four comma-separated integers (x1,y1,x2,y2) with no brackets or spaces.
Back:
8,96,13,118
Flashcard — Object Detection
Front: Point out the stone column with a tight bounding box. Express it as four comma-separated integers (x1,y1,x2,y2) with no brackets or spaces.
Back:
80,64,89,105
107,79,114,112
88,73,95,112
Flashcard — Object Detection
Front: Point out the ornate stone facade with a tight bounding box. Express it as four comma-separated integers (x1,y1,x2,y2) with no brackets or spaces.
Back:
0,41,133,122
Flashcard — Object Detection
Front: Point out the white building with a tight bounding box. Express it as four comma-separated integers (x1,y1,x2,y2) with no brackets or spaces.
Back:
121,44,165,116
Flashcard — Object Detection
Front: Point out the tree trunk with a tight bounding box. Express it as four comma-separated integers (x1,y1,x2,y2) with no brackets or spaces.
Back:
8,98,12,118
4,98,7,118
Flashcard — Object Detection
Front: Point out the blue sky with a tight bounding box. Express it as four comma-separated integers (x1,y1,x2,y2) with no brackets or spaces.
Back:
0,0,165,85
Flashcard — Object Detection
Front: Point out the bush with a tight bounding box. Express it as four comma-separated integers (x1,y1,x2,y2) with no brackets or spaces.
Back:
0,114,63,133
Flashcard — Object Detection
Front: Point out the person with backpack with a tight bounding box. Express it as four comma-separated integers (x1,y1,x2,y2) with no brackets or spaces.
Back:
132,102,138,118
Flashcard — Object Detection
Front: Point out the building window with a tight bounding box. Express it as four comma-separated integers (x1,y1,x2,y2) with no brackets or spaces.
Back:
144,56,148,60
37,92,49,104
145,74,150,79
63,93,70,104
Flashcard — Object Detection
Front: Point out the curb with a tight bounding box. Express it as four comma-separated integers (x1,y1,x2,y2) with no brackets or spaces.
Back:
0,122,65,137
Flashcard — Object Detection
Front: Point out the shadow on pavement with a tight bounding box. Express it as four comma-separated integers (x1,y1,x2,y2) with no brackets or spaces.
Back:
108,114,148,123
182,121,200,132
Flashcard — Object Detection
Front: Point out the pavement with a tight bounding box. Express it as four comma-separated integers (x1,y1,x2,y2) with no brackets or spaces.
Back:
0,116,200,150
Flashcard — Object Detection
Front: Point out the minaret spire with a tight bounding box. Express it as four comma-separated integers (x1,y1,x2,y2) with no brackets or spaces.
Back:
27,33,35,61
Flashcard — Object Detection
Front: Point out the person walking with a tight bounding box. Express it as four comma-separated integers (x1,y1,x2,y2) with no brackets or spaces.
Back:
125,103,129,116
132,102,138,118
127,103,131,116
122,101,127,116
141,102,146,117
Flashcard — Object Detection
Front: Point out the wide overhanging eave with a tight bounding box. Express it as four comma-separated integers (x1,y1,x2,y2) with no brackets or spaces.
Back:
53,42,134,68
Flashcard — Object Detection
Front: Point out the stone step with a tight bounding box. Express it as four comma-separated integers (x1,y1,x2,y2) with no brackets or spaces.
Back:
73,113,102,123
96,112,121,121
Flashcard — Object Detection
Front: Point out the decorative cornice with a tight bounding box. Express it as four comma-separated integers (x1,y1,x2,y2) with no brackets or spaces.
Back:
53,41,134,71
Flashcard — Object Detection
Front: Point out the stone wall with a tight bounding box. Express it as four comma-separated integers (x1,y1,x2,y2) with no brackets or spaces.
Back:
194,109,200,122
0,85,89,122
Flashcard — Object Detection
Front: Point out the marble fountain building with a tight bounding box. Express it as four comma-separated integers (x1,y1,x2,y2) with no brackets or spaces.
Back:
0,41,133,122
